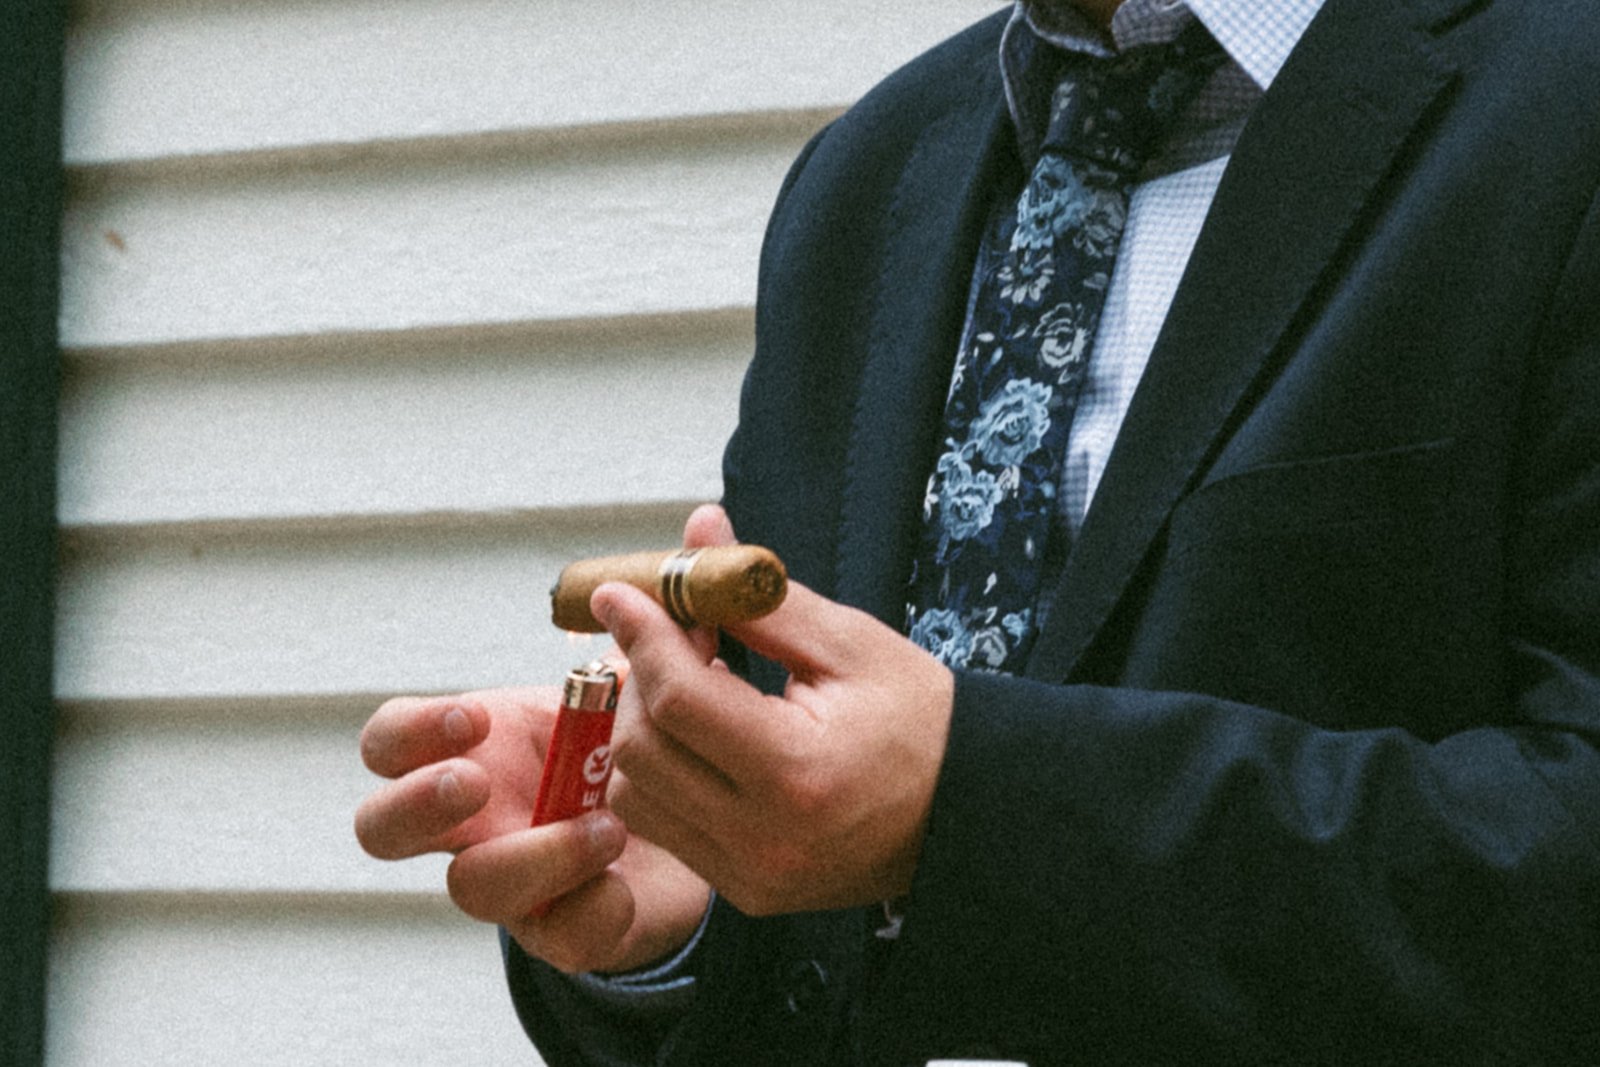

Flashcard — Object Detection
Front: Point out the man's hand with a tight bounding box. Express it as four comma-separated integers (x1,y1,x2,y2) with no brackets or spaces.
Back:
355,691,711,974
598,505,956,917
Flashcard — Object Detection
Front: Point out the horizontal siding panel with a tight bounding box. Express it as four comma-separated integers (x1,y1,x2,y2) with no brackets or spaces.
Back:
52,3,991,1065
60,123,804,349
55,508,688,702
53,701,449,893
65,0,988,165
59,313,747,528
49,892,538,1066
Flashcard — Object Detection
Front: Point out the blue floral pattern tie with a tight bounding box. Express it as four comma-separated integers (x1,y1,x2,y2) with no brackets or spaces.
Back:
906,28,1221,672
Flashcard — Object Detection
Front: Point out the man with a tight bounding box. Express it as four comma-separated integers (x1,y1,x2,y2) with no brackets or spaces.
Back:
356,0,1600,1062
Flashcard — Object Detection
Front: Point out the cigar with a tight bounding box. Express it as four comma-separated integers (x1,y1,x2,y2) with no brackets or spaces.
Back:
551,546,788,633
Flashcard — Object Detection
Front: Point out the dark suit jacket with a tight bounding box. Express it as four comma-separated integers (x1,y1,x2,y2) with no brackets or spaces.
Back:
509,0,1600,1062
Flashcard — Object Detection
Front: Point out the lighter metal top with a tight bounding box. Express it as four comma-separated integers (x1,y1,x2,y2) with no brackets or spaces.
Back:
561,660,621,711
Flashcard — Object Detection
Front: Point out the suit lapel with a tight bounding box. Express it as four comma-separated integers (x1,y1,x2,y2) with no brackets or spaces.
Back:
1025,0,1476,682
833,88,1015,624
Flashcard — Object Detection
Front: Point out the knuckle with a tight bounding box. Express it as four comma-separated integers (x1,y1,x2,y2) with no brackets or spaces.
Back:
771,760,832,821
645,676,694,730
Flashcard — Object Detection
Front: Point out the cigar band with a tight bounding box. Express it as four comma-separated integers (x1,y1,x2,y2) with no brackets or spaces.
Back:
657,549,702,628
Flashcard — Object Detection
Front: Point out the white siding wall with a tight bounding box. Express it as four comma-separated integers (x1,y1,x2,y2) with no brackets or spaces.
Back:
51,1,991,1063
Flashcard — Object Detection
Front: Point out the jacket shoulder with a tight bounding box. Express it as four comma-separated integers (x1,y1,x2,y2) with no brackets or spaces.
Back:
830,8,1010,144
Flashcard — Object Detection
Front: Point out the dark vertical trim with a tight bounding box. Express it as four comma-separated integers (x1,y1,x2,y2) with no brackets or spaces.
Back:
1,0,65,1063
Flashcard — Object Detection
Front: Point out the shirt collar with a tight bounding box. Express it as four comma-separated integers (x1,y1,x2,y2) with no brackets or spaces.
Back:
1181,0,1326,89
1011,0,1323,88
1002,0,1325,167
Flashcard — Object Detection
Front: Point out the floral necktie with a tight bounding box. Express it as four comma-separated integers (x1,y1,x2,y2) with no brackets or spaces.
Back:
905,26,1222,672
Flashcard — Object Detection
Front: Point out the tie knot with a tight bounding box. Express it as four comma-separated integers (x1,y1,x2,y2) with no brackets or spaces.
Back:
1042,21,1223,176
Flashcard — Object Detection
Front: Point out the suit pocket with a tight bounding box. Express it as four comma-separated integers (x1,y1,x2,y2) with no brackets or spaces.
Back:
1134,437,1485,731
1164,437,1457,557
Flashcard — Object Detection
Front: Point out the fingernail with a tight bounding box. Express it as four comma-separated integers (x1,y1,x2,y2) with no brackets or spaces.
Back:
584,810,623,852
442,707,472,744
437,771,464,808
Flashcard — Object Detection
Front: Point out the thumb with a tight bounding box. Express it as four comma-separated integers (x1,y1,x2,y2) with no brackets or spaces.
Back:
683,503,736,550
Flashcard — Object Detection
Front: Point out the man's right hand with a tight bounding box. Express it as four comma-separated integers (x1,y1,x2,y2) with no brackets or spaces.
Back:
353,685,711,975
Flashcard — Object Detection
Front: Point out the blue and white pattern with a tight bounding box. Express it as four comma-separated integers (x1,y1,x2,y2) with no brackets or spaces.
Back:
905,26,1222,672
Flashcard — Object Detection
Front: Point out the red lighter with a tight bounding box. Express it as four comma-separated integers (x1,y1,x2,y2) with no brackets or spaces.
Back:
530,660,621,828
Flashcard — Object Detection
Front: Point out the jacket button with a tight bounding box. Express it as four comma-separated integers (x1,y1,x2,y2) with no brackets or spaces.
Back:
780,958,830,1016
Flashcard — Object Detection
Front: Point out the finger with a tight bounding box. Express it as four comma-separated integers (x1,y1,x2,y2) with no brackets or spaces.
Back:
610,731,739,820
608,771,736,896
597,581,806,779
354,759,491,860
360,695,489,779
611,670,742,803
606,728,738,835
447,809,627,925
511,869,636,974
721,578,886,681
683,503,736,549
593,580,728,682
